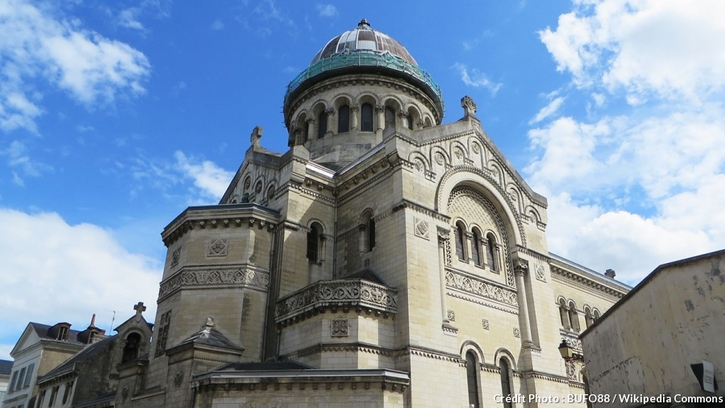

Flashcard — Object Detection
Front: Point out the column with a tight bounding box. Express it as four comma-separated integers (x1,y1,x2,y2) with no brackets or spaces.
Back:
513,258,534,347
437,227,450,323
350,105,359,130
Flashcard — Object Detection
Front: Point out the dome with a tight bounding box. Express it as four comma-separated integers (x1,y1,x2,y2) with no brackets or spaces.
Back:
284,19,444,127
310,19,417,66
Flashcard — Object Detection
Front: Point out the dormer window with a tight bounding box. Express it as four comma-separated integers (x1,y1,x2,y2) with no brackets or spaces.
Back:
58,325,68,340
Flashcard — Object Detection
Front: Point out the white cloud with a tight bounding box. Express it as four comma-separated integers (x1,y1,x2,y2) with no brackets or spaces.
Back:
210,19,224,30
0,208,161,359
0,0,150,132
539,0,725,103
2,140,52,184
118,7,144,31
530,96,566,124
453,63,502,95
174,151,234,202
316,4,337,18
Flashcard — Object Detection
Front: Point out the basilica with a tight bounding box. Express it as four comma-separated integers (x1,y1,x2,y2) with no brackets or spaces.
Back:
28,20,630,408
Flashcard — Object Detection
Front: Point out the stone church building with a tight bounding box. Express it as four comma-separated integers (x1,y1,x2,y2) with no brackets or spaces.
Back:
32,20,630,408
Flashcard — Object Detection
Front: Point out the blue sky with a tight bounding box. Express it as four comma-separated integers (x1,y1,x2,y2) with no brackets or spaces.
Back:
2,0,725,359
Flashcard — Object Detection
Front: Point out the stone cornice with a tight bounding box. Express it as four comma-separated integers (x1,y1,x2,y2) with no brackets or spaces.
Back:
275,279,398,323
158,265,270,301
446,292,519,315
161,204,279,247
391,199,451,222
550,265,627,300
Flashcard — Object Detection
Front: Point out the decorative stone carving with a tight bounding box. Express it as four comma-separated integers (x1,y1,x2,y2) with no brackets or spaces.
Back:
512,258,529,276
154,310,171,357
535,264,547,282
434,152,445,166
461,95,477,117
414,217,429,240
445,270,519,307
447,187,514,286
331,318,349,337
447,309,456,322
250,126,263,148
276,279,398,322
566,360,577,381
513,328,520,338
174,370,184,387
207,238,228,257
482,319,489,330
171,246,181,267
471,142,480,154
437,227,452,267
453,147,464,161
158,267,270,299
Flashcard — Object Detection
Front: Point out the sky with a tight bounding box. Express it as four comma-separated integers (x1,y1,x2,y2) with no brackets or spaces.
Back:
1,0,724,360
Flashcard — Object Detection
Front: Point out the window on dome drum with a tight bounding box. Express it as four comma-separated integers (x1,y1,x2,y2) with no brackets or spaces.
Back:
317,110,328,139
500,359,513,408
559,298,570,330
486,233,497,270
367,216,376,252
307,223,323,263
338,105,350,133
361,103,373,131
471,229,482,266
407,113,413,130
384,106,396,133
568,301,580,332
455,222,466,261
465,351,480,408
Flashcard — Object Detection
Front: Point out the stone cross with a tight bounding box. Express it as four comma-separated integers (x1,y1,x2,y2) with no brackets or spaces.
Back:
134,301,146,322
250,126,263,148
461,95,477,118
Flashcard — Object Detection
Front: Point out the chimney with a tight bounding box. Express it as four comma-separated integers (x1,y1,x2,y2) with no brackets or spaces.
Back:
90,313,96,327
605,269,616,279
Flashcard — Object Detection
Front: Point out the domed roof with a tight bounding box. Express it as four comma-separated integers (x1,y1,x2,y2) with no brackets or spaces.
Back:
310,19,417,66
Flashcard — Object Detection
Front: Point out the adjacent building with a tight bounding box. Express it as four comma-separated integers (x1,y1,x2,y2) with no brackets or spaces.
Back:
581,249,725,408
0,319,103,408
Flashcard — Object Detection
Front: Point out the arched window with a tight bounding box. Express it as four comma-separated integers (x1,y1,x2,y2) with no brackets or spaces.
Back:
584,307,594,328
593,309,601,321
360,211,376,253
455,222,466,261
559,298,570,329
302,121,309,143
407,113,413,130
465,351,480,408
338,105,350,133
471,229,482,266
122,333,141,363
500,359,513,408
307,223,323,263
568,301,580,332
361,103,373,131
317,110,328,139
486,233,497,270
384,106,396,134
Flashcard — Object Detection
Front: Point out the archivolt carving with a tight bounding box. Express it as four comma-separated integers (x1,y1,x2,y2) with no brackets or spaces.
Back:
158,267,270,299
437,166,527,250
445,270,518,307
447,186,515,286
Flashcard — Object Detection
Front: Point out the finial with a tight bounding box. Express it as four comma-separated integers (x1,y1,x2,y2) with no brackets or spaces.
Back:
358,18,370,29
201,317,215,338
133,301,146,322
461,95,477,118
250,126,263,149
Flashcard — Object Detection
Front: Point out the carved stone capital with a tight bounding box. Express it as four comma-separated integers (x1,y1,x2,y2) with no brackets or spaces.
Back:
350,105,360,112
437,226,450,242
325,107,336,116
512,258,529,276
375,105,386,113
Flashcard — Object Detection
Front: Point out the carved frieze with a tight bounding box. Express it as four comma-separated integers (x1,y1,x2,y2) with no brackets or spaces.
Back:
331,318,349,337
276,279,398,322
414,217,429,240
445,270,519,307
158,267,270,300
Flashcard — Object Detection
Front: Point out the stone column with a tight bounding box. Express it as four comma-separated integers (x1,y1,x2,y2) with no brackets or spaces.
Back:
513,258,534,347
306,118,315,142
437,227,450,324
375,105,385,138
325,108,335,138
350,105,359,130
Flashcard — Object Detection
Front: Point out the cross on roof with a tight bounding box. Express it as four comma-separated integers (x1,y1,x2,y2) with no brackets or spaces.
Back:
134,302,146,314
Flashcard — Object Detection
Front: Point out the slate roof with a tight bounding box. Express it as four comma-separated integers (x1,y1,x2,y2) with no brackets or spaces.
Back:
0,359,13,375
29,322,84,345
213,361,311,372
175,328,245,351
343,267,388,286
37,336,116,383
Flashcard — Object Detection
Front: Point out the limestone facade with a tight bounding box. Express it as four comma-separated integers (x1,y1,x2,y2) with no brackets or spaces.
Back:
22,20,630,408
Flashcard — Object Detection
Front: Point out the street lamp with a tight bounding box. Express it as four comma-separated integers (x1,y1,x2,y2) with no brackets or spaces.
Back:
558,340,574,360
